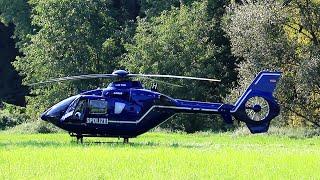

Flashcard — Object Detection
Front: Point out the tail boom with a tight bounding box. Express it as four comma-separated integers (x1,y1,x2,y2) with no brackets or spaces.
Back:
164,71,281,134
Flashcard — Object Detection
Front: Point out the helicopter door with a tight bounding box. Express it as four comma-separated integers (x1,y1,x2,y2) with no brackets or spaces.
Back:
86,99,109,125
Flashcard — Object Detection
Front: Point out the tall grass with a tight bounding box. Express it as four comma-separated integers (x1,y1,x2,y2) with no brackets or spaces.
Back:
0,132,320,179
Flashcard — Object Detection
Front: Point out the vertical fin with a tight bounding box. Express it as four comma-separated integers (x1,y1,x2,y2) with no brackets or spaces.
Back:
231,71,282,133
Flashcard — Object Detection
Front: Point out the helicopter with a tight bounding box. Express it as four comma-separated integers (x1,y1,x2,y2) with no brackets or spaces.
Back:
34,70,281,143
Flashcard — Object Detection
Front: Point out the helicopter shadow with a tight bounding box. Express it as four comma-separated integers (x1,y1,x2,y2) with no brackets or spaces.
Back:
0,140,209,149
81,141,209,149
0,140,67,148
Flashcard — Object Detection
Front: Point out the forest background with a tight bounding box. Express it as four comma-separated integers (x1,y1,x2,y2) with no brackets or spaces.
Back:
0,0,319,133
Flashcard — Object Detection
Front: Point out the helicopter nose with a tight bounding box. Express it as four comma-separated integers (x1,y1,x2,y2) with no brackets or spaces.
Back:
40,111,60,124
40,112,50,121
40,95,78,124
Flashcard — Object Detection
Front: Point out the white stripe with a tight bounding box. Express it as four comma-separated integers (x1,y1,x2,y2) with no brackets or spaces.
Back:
108,105,220,124
231,72,280,113
230,89,252,113
254,73,280,85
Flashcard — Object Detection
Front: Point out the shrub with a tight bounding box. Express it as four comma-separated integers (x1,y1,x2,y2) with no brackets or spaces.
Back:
0,103,28,130
7,121,63,134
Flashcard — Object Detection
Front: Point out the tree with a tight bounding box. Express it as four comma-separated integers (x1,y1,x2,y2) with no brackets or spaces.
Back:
13,0,121,119
0,0,33,47
223,0,320,127
124,1,237,132
0,0,33,106
0,23,28,106
139,0,187,18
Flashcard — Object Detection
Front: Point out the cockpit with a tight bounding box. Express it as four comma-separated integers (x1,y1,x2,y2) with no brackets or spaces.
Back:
41,95,79,123
61,96,127,123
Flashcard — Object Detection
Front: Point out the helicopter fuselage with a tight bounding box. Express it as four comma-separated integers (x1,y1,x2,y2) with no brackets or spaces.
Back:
41,80,223,138
41,71,282,140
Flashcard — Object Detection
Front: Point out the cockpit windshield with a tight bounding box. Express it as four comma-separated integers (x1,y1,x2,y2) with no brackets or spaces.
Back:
46,95,78,117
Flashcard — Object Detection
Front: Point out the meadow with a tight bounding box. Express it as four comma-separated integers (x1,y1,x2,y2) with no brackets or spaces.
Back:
1,132,320,179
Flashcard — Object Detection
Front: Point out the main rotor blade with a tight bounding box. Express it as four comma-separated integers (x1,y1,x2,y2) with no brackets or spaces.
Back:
129,74,221,82
140,77,183,87
29,74,116,86
28,71,220,86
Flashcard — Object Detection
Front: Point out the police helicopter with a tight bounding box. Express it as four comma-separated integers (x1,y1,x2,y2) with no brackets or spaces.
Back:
32,70,281,143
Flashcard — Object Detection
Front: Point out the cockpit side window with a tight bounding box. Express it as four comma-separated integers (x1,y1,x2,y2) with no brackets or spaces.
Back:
89,100,108,114
73,99,87,121
75,100,87,114
65,98,79,114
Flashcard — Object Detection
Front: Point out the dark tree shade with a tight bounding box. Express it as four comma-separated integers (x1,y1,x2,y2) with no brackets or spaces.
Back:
0,22,28,106
111,0,140,22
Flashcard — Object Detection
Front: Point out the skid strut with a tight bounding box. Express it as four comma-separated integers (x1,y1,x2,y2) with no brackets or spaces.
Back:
76,135,83,144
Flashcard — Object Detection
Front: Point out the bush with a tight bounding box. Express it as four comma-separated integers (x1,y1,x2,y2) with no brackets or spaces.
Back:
233,126,320,139
7,121,63,134
0,103,28,130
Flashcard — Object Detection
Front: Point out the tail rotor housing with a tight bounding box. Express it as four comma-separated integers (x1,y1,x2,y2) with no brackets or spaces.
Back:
231,71,282,133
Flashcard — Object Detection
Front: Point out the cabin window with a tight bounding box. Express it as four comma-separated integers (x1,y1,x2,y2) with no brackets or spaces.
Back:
114,102,125,114
89,100,108,114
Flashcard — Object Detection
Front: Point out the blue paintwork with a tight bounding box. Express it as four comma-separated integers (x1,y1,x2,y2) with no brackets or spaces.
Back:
41,71,282,138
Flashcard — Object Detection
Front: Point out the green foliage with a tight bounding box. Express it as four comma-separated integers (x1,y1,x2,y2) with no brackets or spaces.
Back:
13,0,122,119
1,0,318,132
0,0,31,106
124,1,237,132
1,0,238,132
223,2,289,102
234,126,320,138
0,103,28,130
7,121,62,133
0,0,32,47
223,0,320,127
139,0,197,18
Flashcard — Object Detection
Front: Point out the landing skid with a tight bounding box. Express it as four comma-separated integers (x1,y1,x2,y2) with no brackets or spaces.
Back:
69,132,132,144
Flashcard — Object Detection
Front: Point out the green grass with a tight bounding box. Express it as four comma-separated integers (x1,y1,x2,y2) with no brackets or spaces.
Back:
1,132,320,179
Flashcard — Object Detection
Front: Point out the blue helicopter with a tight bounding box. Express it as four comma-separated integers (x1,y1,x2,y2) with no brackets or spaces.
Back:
35,70,281,143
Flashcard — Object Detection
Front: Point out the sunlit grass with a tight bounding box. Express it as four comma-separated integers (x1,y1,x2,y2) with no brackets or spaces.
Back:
1,132,320,179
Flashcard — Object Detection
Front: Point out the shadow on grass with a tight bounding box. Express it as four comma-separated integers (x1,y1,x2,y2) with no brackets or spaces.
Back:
0,140,66,148
0,139,209,149
84,141,208,148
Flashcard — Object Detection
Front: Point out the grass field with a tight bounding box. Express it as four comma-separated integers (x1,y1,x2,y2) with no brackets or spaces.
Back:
1,132,320,179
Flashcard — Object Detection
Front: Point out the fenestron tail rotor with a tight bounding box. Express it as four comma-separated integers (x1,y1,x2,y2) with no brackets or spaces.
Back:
28,69,221,86
245,96,270,122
